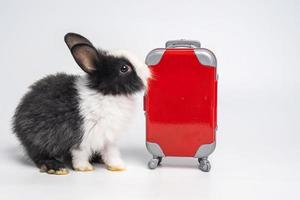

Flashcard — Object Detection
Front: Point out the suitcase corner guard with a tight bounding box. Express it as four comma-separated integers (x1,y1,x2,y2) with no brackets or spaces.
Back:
194,141,216,158
194,49,217,67
146,142,165,157
145,49,165,66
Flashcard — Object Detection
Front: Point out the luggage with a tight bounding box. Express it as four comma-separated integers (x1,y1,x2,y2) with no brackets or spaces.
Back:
144,40,218,172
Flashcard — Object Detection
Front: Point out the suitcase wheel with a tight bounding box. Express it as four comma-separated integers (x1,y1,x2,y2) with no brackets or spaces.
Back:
198,157,211,172
148,157,162,169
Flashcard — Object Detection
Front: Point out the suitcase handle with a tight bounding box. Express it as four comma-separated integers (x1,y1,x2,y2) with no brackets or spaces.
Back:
166,39,201,48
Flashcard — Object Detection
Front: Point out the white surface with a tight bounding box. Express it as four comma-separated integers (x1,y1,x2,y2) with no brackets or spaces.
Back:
0,0,299,200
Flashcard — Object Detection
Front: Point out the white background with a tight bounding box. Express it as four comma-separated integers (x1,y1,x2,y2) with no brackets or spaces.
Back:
0,0,299,200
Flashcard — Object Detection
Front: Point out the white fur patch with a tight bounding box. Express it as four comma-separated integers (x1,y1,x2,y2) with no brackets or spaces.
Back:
108,50,151,87
72,76,136,166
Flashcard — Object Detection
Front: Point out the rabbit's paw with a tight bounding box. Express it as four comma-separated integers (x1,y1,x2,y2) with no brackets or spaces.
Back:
40,164,69,175
107,165,126,171
106,161,126,172
73,163,94,172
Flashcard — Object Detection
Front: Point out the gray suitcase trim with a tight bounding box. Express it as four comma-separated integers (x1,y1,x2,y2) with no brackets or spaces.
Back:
145,44,217,68
146,142,165,157
194,48,217,68
166,39,201,48
146,141,216,158
194,141,216,158
145,48,165,66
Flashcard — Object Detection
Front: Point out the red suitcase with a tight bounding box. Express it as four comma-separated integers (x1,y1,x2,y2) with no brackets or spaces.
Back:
144,40,217,171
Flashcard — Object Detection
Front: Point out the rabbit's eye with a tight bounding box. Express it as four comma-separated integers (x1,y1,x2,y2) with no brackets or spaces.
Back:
120,65,132,74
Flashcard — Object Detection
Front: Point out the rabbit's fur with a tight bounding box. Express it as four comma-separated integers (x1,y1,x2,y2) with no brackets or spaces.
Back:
12,33,150,175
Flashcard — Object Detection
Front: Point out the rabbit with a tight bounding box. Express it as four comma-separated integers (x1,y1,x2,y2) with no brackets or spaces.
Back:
12,33,150,175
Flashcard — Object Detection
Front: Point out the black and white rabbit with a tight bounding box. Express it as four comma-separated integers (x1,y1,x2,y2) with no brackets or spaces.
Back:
12,33,150,175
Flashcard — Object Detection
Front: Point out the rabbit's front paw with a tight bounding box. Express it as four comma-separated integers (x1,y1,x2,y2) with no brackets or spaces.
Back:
73,162,94,172
106,160,126,172
107,165,126,171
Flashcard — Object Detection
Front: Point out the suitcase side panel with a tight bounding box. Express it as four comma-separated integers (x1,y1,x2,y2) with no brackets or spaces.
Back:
145,48,217,157
193,48,218,158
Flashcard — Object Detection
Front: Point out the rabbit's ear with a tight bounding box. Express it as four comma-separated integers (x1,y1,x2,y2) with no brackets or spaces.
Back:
70,44,99,73
64,33,93,50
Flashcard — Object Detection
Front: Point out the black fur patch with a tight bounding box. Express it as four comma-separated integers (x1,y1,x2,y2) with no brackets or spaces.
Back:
12,73,83,165
87,50,145,95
